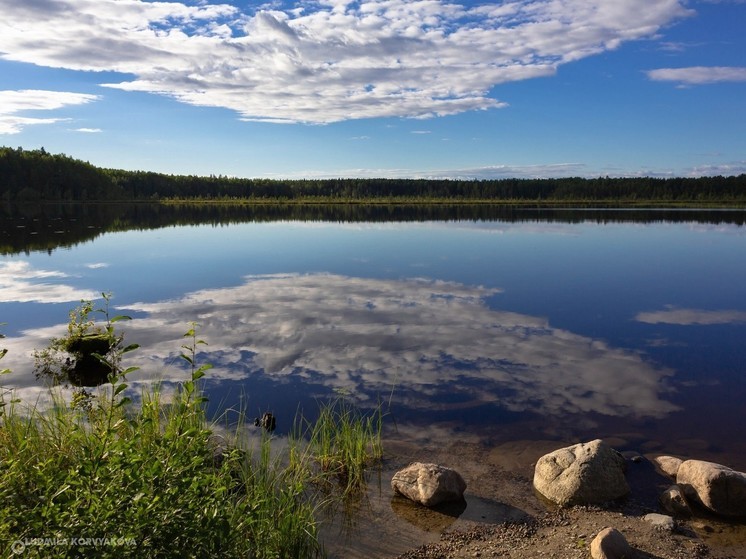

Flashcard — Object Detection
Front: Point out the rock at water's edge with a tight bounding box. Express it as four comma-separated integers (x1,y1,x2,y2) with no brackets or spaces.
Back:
533,439,629,506
654,455,683,479
677,459,746,518
660,484,691,518
391,462,466,507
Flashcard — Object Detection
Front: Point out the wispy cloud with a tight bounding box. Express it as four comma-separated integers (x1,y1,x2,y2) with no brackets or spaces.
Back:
657,41,701,53
635,306,746,325
73,127,102,133
646,66,746,85
0,0,692,124
0,89,100,134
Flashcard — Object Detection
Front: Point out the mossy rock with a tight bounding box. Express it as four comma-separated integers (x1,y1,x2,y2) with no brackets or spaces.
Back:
66,333,112,356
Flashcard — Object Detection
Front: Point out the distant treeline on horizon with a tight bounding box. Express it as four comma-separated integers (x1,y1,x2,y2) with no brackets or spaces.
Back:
2,146,745,203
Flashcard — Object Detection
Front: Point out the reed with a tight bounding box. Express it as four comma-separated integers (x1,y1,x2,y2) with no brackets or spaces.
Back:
292,395,384,494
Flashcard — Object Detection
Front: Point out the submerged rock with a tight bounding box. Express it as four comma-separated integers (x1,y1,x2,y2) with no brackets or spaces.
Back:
533,439,629,506
391,462,466,507
677,459,746,517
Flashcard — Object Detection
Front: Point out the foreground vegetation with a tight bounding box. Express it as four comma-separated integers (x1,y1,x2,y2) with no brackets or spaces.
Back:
2,146,745,204
0,301,383,558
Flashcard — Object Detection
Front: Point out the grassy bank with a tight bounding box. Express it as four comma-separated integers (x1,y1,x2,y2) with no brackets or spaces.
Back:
159,196,746,208
0,308,383,558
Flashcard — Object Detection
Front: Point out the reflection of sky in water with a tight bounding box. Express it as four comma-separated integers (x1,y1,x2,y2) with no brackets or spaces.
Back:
1,218,746,459
3,273,679,423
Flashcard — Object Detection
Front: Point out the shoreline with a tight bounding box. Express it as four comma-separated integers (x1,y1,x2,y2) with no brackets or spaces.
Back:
323,437,746,559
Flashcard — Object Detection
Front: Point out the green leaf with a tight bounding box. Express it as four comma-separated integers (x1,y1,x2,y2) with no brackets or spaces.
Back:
122,343,140,353
110,315,133,323
115,396,132,408
114,383,128,396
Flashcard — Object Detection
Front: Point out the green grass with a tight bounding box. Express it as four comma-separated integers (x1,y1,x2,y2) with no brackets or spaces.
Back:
0,309,385,558
291,396,384,495
0,384,324,558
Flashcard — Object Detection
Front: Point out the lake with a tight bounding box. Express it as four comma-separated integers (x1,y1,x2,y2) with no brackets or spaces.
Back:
2,204,746,553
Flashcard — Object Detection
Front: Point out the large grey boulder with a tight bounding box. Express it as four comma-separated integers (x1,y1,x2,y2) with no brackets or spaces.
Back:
590,527,632,559
676,460,746,517
391,462,466,507
533,439,629,506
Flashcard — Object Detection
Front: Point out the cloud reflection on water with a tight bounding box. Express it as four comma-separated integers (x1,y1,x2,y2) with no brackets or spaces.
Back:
0,261,98,303
2,273,679,420
113,273,678,419
635,305,746,325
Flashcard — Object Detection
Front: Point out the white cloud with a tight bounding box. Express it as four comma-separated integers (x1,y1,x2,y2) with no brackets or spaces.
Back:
686,162,746,177
263,162,589,180
646,66,746,85
73,127,103,133
0,261,98,303
0,89,100,134
635,306,746,325
0,0,692,124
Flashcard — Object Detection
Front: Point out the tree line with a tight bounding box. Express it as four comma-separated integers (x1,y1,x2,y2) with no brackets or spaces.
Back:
2,146,745,203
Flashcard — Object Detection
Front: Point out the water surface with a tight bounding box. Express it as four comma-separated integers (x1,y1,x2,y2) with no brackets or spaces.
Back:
2,207,746,470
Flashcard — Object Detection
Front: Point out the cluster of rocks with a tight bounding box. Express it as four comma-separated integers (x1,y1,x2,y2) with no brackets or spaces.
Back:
532,439,746,558
392,439,746,559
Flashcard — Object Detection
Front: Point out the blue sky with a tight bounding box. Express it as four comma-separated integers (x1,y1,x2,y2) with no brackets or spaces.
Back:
1,0,744,179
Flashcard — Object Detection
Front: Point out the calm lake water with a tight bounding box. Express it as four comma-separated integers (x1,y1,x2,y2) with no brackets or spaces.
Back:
2,206,746,471
0,209,746,469
4,204,746,555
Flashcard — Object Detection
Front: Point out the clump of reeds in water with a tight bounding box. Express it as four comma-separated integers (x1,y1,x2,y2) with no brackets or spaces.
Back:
291,395,384,495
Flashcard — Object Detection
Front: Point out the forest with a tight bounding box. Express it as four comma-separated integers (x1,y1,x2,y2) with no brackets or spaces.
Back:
1,146,745,203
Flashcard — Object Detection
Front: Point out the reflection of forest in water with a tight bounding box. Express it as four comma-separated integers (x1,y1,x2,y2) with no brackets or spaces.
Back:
2,202,745,255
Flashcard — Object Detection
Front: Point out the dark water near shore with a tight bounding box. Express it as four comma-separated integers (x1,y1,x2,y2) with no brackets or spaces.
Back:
2,204,746,469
